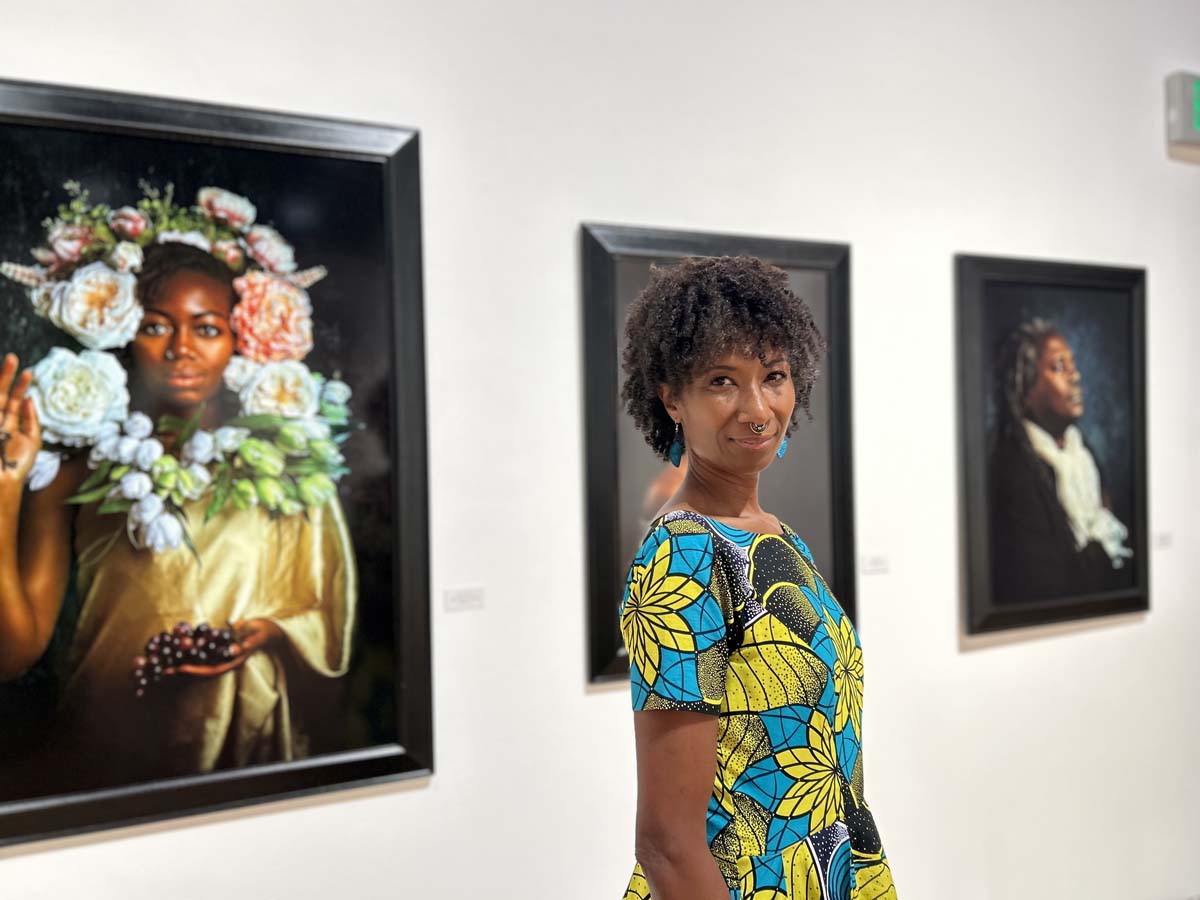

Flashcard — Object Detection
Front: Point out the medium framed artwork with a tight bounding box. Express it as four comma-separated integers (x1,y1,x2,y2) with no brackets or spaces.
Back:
0,79,431,844
582,223,855,681
957,254,1148,633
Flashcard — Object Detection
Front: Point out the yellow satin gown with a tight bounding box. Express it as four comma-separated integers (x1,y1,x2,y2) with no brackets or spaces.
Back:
48,496,357,790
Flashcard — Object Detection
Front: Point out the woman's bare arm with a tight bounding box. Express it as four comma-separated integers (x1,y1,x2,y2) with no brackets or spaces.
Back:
633,710,731,900
0,354,80,681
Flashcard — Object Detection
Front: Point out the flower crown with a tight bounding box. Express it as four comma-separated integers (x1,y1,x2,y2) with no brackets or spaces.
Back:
2,182,356,557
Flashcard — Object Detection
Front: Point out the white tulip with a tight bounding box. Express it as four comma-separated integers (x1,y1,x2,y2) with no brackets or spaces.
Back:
134,438,165,470
130,493,164,525
26,450,62,491
182,430,215,465
119,471,153,500
214,426,250,454
141,513,184,553
115,436,140,465
124,412,153,439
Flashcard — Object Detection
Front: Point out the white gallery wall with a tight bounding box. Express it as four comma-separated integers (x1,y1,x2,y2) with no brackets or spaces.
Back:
2,1,1199,898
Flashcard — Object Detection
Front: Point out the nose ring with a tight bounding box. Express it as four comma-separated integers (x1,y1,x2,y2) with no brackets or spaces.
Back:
750,422,767,434
165,348,176,361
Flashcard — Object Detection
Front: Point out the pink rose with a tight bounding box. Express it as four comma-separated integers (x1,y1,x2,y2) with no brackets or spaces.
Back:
47,222,96,265
230,271,313,362
197,187,256,231
213,239,245,270
244,225,296,274
107,207,150,240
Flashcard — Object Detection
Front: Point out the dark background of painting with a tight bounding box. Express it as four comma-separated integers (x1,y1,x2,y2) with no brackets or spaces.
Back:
0,121,399,797
614,259,834,576
981,282,1136,529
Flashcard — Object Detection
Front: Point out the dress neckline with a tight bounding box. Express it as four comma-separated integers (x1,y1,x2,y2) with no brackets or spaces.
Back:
658,508,789,538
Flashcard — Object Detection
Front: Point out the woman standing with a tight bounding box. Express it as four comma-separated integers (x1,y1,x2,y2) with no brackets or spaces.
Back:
0,189,357,794
618,256,897,900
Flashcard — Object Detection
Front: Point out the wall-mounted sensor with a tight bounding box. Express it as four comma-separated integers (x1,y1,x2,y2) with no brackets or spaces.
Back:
1166,71,1200,163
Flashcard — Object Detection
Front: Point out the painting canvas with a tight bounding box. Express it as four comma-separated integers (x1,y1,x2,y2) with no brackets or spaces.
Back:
583,224,855,681
0,80,430,844
957,254,1148,633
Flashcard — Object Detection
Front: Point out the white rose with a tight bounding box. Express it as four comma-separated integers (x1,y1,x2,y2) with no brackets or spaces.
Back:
197,187,257,231
42,262,142,350
29,348,130,447
123,412,154,439
134,437,165,470
140,513,184,553
130,493,164,525
239,360,319,419
321,379,352,406
26,450,62,491
222,356,261,393
182,430,215,465
244,225,296,274
214,426,250,453
157,230,212,252
96,421,120,441
115,436,140,464
119,471,153,500
110,241,144,274
89,432,121,466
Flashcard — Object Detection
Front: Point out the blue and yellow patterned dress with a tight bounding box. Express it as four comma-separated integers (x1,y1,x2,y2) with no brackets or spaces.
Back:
620,509,897,900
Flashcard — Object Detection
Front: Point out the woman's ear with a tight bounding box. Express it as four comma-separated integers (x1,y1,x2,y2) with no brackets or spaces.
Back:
657,384,680,422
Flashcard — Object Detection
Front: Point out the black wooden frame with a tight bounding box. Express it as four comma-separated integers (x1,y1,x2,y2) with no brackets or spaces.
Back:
582,223,856,681
0,78,432,845
956,253,1149,633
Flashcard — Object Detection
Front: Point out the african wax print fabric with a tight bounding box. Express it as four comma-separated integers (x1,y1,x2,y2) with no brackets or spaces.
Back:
620,510,897,900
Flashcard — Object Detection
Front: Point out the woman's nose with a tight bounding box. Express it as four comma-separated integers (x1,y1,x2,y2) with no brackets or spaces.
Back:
168,329,195,361
739,383,769,419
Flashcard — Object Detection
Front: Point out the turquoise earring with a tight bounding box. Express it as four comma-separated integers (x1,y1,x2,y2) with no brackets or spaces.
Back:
776,436,789,460
668,422,684,467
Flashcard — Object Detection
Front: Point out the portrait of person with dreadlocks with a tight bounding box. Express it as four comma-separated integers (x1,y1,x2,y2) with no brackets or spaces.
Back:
987,317,1135,603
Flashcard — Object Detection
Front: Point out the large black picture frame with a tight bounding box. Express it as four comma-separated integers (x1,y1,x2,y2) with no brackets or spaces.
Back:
957,254,1149,633
0,79,432,845
583,223,856,681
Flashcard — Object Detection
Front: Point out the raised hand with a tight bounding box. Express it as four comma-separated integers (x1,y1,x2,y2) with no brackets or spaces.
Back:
0,353,43,488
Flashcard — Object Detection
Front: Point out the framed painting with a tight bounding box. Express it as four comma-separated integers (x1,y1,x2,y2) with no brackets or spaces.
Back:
0,78,431,844
957,254,1148,633
582,223,855,681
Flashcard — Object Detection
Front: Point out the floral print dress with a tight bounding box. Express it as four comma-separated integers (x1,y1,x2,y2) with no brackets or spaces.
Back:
620,510,897,900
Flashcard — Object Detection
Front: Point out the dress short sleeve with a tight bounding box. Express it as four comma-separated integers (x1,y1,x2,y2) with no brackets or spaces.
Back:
620,517,733,714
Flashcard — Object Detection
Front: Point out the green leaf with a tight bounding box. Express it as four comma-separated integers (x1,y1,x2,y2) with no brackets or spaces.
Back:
67,484,115,505
227,414,290,431
77,460,114,494
204,465,235,523
176,403,207,446
108,464,130,482
156,414,188,434
174,512,202,567
285,459,324,476
97,498,134,516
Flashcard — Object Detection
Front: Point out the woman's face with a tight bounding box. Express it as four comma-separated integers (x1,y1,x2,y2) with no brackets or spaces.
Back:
1024,333,1084,428
130,270,235,413
662,349,795,476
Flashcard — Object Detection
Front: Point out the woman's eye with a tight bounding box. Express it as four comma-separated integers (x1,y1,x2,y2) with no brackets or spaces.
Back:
767,371,788,383
197,324,222,338
711,376,734,387
140,322,168,337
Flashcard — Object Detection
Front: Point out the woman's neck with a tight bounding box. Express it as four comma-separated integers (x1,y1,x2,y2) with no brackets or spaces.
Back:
671,455,763,519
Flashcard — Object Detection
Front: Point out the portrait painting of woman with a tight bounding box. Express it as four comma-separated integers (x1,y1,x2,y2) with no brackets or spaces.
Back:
0,80,428,847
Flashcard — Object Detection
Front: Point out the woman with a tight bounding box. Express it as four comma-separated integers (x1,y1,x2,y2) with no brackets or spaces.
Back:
618,256,897,900
0,241,356,794
988,318,1133,602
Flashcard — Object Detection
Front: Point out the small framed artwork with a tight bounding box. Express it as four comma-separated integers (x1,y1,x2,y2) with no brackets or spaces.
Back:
956,254,1148,633
582,223,855,681
0,79,431,844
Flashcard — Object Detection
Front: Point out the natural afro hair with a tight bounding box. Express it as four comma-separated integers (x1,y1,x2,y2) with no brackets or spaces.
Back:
620,255,824,460
136,242,236,310
993,317,1061,439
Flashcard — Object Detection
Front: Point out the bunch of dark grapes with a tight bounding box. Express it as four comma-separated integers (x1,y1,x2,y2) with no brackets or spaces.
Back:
132,622,242,698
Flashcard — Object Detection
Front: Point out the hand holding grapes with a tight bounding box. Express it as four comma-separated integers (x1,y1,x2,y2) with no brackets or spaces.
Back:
132,619,285,696
171,619,283,677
